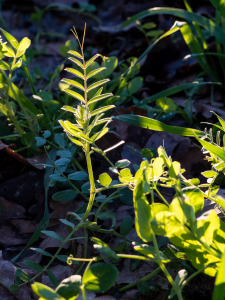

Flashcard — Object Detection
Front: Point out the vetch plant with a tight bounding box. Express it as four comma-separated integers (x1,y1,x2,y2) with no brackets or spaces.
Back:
11,26,131,298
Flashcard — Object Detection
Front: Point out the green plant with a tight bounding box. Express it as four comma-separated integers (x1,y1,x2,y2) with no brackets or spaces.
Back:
9,27,135,298
0,26,146,158
32,140,225,300
4,20,225,300
121,1,225,88
135,20,164,44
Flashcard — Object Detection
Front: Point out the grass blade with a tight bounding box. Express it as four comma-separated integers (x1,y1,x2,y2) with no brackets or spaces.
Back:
121,7,225,47
195,135,225,161
113,115,204,137
139,81,220,105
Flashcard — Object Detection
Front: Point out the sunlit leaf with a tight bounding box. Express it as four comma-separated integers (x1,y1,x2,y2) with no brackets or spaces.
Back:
69,57,84,69
68,50,83,59
99,173,112,187
63,88,85,103
65,68,84,80
61,78,85,91
87,79,110,92
87,67,106,79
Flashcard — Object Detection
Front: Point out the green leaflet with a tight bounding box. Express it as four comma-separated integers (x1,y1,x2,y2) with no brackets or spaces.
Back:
68,50,83,59
87,79,110,92
63,88,85,103
66,134,83,146
86,54,101,68
86,67,106,79
65,68,84,80
133,175,152,242
82,263,118,293
92,127,109,142
90,105,115,116
88,93,113,105
61,105,77,113
113,115,204,137
61,79,85,91
69,57,84,69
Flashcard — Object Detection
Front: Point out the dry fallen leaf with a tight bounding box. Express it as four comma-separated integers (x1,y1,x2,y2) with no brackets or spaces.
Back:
144,132,191,160
0,141,47,170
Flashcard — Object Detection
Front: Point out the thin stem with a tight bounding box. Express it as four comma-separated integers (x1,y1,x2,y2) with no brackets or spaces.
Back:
82,143,96,221
153,182,169,206
119,267,162,292
117,254,152,261
182,263,216,289
152,233,183,300
81,285,87,300
96,183,128,193
19,223,81,288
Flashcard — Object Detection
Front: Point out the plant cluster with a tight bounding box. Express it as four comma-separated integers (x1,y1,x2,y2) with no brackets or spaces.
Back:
2,1,225,299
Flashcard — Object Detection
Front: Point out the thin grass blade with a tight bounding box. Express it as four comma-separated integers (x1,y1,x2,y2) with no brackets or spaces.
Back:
113,115,204,137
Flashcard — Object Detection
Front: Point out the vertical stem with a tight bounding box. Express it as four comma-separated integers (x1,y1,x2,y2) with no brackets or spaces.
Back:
81,285,87,300
82,143,96,221
152,233,183,300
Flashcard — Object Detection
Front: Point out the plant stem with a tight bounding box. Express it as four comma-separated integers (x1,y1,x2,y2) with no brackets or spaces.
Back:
19,223,81,288
96,183,128,193
82,143,96,221
119,267,162,292
81,285,87,300
117,254,152,261
152,233,183,300
182,263,215,289
154,182,169,206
